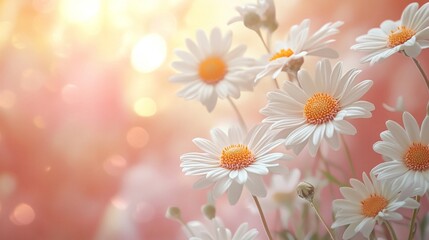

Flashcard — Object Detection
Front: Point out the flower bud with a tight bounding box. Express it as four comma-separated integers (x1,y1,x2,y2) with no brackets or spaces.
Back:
296,181,315,202
243,12,262,32
261,0,278,33
165,206,182,221
201,204,216,220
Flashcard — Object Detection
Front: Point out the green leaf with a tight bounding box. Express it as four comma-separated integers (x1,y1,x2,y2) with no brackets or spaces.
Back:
277,229,297,240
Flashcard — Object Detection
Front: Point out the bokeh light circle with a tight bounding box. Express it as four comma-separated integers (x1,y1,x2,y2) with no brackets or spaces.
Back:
126,127,149,148
131,34,167,73
10,203,36,226
133,98,157,117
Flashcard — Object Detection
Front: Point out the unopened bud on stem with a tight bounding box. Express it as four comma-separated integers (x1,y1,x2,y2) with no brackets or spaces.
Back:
201,204,216,220
243,12,262,32
296,181,315,202
165,206,182,221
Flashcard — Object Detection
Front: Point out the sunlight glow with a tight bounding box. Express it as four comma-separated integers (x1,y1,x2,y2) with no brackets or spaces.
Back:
134,97,157,117
131,34,167,73
60,0,101,23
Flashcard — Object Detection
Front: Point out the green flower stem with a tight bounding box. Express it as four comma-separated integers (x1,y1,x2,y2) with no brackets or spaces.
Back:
412,57,429,92
227,97,247,131
255,29,280,89
309,201,335,240
383,220,397,240
179,218,195,237
341,135,356,178
407,195,421,240
369,230,376,240
253,195,273,240
273,78,280,89
256,30,270,53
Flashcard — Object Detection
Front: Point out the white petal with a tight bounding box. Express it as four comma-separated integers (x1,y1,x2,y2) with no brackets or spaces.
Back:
193,177,213,189
245,175,267,197
386,119,411,148
333,120,357,135
237,170,248,184
193,138,221,156
404,41,422,57
212,177,232,198
227,181,244,205
403,112,420,141
285,124,316,146
421,116,429,143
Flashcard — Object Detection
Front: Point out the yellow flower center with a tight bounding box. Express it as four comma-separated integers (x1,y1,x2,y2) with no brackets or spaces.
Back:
270,48,294,61
304,93,340,124
361,194,388,218
220,144,255,170
198,56,227,84
387,26,415,48
404,143,429,172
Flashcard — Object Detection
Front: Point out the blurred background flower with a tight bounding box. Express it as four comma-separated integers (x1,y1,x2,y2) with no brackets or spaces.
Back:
0,0,428,239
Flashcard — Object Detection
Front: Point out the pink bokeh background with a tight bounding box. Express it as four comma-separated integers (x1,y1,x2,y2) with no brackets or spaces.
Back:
0,0,428,239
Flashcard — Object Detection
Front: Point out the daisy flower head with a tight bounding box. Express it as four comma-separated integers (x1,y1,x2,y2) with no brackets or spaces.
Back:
260,59,375,156
255,19,343,83
351,2,429,65
180,123,291,205
372,111,429,195
228,0,277,32
171,28,255,112
331,172,419,240
184,217,258,240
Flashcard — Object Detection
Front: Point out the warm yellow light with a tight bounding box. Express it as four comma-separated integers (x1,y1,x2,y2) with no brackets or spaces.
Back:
60,0,101,23
134,98,157,117
131,34,167,73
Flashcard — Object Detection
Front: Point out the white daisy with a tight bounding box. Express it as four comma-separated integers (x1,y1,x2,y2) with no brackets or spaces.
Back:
171,28,255,112
372,111,429,195
228,0,277,32
180,123,290,205
351,2,429,65
184,217,258,240
331,172,419,240
255,19,343,82
260,59,375,156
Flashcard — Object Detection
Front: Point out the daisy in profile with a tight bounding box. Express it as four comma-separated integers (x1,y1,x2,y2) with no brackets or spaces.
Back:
171,28,255,112
261,59,374,156
228,0,277,33
372,111,429,195
351,2,429,65
180,123,290,205
185,218,258,240
255,19,343,83
331,172,419,239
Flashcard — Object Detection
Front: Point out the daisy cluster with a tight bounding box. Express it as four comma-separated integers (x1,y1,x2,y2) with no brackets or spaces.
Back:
169,1,429,240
